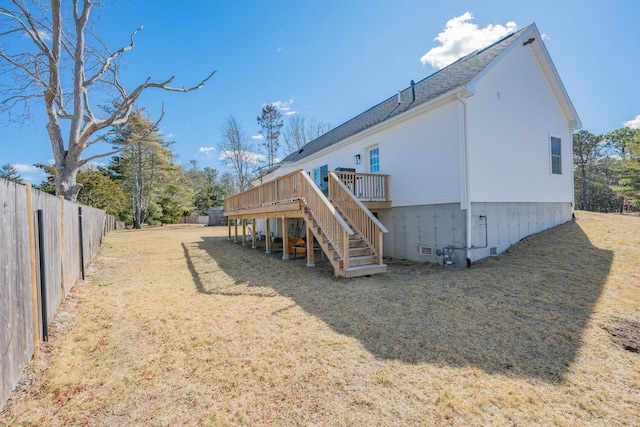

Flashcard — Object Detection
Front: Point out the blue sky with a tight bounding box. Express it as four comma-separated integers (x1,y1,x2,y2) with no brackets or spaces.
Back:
1,0,639,183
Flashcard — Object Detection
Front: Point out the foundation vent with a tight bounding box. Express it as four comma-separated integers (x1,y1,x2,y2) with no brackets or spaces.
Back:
490,247,499,256
419,246,433,256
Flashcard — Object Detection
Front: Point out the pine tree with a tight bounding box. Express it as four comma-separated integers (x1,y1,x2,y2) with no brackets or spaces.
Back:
257,104,283,167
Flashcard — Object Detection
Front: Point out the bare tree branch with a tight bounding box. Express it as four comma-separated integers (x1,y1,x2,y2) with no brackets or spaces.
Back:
85,25,143,87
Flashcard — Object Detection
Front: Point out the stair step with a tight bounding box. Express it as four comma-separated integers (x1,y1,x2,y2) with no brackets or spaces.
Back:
329,245,373,258
349,238,367,248
349,247,373,257
335,254,378,266
339,264,388,278
348,255,378,267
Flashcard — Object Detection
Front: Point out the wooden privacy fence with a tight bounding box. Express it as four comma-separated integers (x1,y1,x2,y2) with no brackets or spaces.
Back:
0,178,123,409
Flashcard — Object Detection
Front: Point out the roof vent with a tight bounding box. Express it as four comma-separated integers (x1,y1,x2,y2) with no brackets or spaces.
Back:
397,90,401,104
410,80,415,101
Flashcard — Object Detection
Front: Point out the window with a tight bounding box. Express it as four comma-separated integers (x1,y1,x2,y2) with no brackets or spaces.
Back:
368,146,380,173
550,137,562,174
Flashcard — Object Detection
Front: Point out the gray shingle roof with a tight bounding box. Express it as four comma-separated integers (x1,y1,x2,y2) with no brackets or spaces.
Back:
280,25,530,164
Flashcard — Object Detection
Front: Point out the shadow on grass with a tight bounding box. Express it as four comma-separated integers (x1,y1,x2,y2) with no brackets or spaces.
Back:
190,221,612,382
181,242,280,298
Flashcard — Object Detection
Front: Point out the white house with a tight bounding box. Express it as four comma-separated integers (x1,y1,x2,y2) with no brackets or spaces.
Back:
225,23,580,276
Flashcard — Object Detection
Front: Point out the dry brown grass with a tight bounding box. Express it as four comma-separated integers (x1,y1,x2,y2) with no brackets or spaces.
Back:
1,211,639,426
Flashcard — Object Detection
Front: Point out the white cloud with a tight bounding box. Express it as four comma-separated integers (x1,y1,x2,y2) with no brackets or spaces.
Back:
251,134,264,140
624,114,640,129
219,149,266,166
13,164,38,173
197,146,217,159
271,97,297,116
81,161,106,171
37,30,52,41
24,29,51,42
420,12,517,69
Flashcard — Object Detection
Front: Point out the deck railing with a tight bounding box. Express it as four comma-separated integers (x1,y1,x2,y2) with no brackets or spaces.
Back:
224,170,354,266
328,172,389,265
332,171,390,201
224,171,302,212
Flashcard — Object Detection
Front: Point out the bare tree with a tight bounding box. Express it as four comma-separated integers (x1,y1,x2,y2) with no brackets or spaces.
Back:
219,115,260,192
0,0,214,201
283,114,331,155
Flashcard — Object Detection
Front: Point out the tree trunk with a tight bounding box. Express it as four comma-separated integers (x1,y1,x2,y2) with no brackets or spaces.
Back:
580,163,588,211
134,205,142,229
56,160,82,202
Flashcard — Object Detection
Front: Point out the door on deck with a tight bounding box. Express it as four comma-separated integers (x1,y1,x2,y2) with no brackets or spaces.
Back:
313,165,329,196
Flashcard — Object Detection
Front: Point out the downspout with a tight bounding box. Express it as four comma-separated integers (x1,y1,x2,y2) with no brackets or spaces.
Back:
457,92,472,267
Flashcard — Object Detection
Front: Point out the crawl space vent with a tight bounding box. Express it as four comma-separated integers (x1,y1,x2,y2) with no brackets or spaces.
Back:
419,246,433,256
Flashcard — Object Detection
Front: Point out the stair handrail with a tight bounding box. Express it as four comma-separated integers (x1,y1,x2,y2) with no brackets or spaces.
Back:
329,172,388,265
298,171,353,268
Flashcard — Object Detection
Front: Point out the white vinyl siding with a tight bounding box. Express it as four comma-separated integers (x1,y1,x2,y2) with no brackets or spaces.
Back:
465,42,573,203
282,100,460,207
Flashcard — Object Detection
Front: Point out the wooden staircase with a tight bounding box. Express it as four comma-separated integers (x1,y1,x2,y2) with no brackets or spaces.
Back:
301,206,387,279
224,169,388,278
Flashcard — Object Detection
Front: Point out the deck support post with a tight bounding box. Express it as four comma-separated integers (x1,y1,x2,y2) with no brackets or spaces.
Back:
241,219,247,246
251,218,257,249
282,216,290,260
234,218,238,243
227,218,232,241
306,224,315,267
265,218,271,254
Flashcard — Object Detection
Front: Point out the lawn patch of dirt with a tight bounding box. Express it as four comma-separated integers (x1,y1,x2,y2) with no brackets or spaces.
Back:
605,319,640,353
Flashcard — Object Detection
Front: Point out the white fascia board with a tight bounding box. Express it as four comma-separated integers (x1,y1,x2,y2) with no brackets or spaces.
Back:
529,27,582,130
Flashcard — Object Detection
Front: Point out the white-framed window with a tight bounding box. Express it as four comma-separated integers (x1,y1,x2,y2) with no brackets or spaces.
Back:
550,136,562,175
368,146,380,173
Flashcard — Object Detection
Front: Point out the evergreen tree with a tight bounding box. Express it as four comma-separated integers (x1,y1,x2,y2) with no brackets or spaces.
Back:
257,104,283,167
0,164,21,182
111,110,176,228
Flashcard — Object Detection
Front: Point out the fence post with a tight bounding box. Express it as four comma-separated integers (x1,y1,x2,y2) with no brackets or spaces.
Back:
59,196,65,301
78,207,85,280
25,184,40,357
37,209,48,342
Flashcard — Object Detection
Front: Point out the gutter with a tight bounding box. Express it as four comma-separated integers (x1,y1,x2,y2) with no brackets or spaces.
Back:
457,91,472,266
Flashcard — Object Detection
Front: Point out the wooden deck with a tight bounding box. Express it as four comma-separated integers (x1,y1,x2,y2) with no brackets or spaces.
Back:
224,170,390,278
